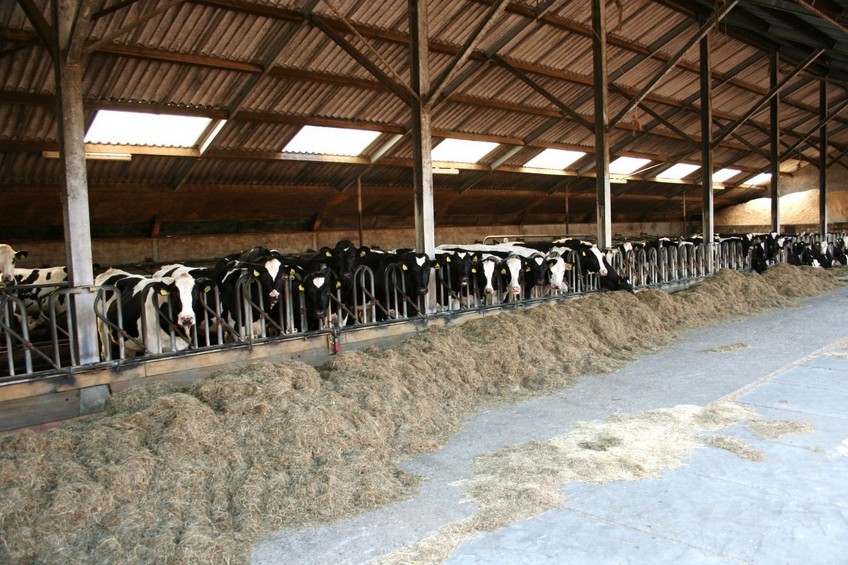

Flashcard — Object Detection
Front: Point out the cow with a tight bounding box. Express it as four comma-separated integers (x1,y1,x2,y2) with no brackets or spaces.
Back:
10,266,70,329
0,244,27,285
95,268,211,358
297,268,338,331
434,248,477,309
553,239,635,293
359,249,433,320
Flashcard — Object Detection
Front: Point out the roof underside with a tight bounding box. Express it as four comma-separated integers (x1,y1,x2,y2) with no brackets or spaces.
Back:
1,0,847,239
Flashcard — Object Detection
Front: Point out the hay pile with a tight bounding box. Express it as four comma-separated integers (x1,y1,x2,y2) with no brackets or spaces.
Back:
0,265,843,564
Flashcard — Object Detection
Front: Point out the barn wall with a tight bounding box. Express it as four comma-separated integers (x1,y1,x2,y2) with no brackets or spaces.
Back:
715,188,848,232
8,221,685,268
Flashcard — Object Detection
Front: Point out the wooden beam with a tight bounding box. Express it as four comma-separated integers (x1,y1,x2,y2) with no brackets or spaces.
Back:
770,49,780,232
593,0,611,249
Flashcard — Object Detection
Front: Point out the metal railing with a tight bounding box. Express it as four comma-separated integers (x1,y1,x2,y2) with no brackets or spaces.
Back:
6,233,835,380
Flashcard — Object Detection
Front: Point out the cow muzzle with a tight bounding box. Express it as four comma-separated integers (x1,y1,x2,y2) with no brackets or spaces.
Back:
509,284,521,295
1,274,14,284
178,315,195,327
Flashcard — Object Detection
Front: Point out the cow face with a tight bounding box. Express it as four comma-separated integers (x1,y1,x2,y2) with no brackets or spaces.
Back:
546,255,569,293
498,255,524,297
0,244,27,284
331,239,359,281
579,246,608,276
523,253,547,291
474,256,499,296
168,272,216,329
399,252,432,296
299,270,336,329
438,250,475,292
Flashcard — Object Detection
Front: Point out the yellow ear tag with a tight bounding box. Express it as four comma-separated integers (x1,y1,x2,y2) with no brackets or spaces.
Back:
471,268,476,273
298,284,305,291
325,251,332,257
402,264,408,271
434,263,440,269
252,270,260,277
159,288,169,296
565,263,573,270
360,251,366,256
500,268,506,274
525,267,531,272
290,269,296,276
581,251,586,257
204,285,212,293
335,281,341,288
446,256,451,263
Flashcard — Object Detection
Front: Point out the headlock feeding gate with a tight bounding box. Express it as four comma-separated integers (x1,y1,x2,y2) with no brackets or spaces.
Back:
0,232,842,430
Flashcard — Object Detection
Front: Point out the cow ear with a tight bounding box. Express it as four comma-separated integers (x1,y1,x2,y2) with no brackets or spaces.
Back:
15,250,28,260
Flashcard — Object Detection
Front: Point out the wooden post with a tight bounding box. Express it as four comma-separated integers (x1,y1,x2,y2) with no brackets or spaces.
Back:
592,0,612,250
770,49,781,233
820,78,828,236
700,33,714,273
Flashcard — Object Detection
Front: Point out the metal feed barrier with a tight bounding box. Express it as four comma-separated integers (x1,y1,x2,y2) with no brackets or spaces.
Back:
0,236,805,380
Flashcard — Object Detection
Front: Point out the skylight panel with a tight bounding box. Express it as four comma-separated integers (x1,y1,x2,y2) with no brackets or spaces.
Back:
283,125,381,156
743,172,772,186
431,138,498,163
712,168,741,183
85,110,212,147
609,156,651,175
657,163,700,180
524,149,586,170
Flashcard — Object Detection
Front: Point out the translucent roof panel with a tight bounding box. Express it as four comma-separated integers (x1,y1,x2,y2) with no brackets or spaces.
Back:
743,172,772,186
712,168,742,183
523,148,586,169
609,156,652,175
431,138,499,163
85,110,212,147
283,125,381,156
657,163,700,179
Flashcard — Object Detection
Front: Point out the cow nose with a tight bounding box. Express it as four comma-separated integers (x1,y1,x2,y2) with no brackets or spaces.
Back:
179,315,195,327
510,285,521,295
269,289,280,299
485,286,494,295
599,268,608,276
2,274,13,284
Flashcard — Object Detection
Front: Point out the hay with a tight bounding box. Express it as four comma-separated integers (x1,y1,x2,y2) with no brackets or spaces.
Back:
747,419,815,439
377,401,756,564
0,265,843,564
706,342,751,353
700,434,764,461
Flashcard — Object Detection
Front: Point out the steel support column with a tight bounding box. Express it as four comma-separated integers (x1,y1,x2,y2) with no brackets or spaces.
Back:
770,49,781,233
820,78,829,235
700,33,714,273
592,0,611,250
53,0,98,365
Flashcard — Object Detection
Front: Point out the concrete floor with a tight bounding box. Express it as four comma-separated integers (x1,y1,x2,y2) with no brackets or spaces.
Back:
252,287,848,564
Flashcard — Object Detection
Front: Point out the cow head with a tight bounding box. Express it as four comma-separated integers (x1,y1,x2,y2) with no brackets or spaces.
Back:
473,255,500,296
578,245,608,276
161,273,217,330
330,239,359,281
498,254,524,297
522,252,547,291
546,254,569,293
299,269,336,328
0,244,27,285
399,251,433,297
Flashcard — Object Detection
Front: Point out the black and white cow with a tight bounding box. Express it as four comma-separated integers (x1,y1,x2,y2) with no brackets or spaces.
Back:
553,239,635,293
95,268,211,358
297,268,338,331
359,249,433,320
0,244,27,285
11,266,70,329
434,248,477,309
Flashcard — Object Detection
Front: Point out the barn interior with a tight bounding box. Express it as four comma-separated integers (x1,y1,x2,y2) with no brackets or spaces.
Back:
1,0,847,267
